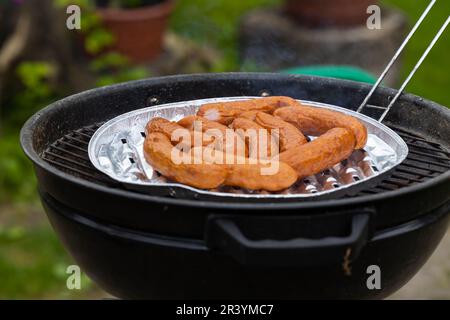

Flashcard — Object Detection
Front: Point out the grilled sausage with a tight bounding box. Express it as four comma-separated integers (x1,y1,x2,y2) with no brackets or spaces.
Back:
178,115,228,133
230,117,278,159
178,115,246,156
279,128,356,179
143,133,227,189
197,96,299,125
239,110,259,120
146,117,196,150
225,161,297,191
146,117,188,141
253,112,308,152
193,147,297,191
147,117,237,152
274,106,368,149
144,97,361,191
144,133,297,191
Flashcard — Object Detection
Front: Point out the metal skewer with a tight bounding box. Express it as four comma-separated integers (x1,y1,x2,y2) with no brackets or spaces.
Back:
378,16,450,122
357,0,449,122
357,0,436,114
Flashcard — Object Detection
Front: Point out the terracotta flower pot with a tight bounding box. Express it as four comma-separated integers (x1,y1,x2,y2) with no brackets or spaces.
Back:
285,0,379,27
97,0,174,63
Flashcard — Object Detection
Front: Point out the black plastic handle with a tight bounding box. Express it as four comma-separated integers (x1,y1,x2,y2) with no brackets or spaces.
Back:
205,210,372,267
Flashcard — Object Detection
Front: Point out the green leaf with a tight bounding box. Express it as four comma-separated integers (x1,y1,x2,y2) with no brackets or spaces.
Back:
85,28,115,54
90,52,130,72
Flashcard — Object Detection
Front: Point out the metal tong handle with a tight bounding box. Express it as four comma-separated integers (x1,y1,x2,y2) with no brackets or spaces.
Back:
378,16,450,122
357,0,449,122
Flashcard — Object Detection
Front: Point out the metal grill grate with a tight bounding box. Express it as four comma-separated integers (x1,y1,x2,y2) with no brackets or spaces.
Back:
41,123,450,198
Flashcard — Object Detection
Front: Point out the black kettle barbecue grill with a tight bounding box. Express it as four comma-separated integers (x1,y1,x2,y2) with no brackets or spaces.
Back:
20,2,450,299
20,73,450,299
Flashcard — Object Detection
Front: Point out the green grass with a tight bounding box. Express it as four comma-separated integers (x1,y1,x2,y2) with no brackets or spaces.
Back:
0,218,101,299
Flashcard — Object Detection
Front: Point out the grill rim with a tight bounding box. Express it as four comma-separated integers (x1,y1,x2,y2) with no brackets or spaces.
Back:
21,73,450,211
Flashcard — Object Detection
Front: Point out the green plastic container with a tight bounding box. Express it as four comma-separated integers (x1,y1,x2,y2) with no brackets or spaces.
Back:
281,65,377,84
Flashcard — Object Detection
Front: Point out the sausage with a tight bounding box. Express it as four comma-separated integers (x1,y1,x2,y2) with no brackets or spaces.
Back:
178,115,228,133
253,112,308,152
143,133,227,189
146,117,188,141
143,133,297,191
147,117,238,152
146,117,195,150
197,96,300,125
178,115,246,156
279,128,356,179
274,106,368,149
239,110,259,120
230,117,278,158
225,161,298,191
144,98,361,191
193,147,297,191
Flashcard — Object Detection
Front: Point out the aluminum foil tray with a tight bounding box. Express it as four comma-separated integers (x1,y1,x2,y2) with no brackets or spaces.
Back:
88,97,409,201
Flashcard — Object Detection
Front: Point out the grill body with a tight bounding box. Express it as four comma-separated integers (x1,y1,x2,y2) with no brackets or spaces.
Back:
21,73,450,299
43,193,449,299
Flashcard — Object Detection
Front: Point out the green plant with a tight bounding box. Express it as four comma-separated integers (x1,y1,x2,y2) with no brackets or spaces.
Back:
56,0,150,82
90,52,149,86
0,61,56,203
1,61,56,129
0,134,37,203
56,0,115,55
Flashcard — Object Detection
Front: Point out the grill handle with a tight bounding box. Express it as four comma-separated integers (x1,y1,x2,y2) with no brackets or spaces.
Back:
205,211,372,268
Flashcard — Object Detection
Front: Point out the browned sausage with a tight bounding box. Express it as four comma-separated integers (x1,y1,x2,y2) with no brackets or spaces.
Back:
274,106,368,149
147,117,234,151
230,117,278,158
193,147,297,191
178,115,228,133
146,117,188,140
143,133,227,189
197,96,300,125
178,115,246,156
225,161,298,191
239,110,259,120
146,117,195,150
253,112,308,152
144,133,297,191
279,128,356,179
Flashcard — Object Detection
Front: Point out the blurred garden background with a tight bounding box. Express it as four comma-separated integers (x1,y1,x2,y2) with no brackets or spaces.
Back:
0,0,449,299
